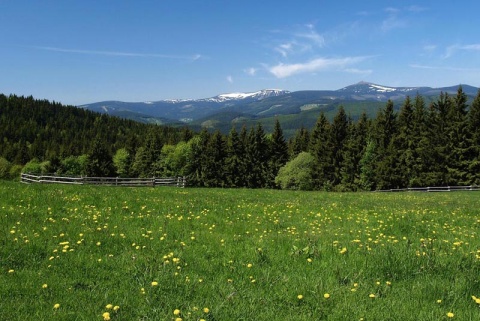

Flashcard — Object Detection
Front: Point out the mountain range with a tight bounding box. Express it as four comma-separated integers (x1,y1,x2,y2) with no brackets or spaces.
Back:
80,82,479,136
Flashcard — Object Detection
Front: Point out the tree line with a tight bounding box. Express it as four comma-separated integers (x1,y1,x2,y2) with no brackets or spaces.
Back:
1,87,480,190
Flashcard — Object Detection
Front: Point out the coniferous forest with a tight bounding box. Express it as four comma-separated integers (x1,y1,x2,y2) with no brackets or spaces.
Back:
1,86,480,191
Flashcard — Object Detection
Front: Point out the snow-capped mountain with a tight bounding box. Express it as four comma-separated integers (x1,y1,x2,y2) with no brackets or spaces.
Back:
202,89,290,103
80,82,478,127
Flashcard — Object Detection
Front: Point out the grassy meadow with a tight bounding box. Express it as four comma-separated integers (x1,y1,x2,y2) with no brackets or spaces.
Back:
1,181,480,320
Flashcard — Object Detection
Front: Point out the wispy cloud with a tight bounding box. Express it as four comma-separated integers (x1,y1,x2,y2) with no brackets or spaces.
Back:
268,56,370,78
443,44,480,58
410,64,480,72
226,75,233,83
381,7,407,32
244,67,257,76
272,24,325,58
32,46,202,61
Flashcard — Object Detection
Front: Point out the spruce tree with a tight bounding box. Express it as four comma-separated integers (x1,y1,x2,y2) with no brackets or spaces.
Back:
289,126,310,158
203,130,227,187
85,138,115,177
340,112,368,190
467,90,480,184
225,126,246,187
445,86,470,185
268,119,289,187
309,113,333,190
330,106,349,187
372,100,398,189
245,123,269,188
396,96,415,187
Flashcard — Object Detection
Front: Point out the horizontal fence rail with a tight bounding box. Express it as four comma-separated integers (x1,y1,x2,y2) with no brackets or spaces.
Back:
376,185,480,192
21,173,186,188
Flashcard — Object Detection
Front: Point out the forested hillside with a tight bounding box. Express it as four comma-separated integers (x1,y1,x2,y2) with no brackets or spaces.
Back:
2,87,480,191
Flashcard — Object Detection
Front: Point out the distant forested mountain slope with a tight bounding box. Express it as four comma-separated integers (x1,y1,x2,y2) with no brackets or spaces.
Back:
0,94,190,172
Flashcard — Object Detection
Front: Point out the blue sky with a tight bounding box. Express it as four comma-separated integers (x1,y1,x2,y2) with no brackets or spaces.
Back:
1,1,480,105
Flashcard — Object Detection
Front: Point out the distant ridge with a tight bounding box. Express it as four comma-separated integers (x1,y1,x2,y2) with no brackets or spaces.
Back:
80,82,479,134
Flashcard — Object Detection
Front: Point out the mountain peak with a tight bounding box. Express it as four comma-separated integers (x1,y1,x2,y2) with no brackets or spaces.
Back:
211,89,289,102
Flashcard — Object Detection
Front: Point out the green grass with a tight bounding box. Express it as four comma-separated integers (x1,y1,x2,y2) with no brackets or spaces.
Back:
1,181,480,320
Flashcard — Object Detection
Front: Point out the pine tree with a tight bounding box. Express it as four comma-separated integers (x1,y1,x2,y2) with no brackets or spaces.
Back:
289,126,310,158
187,129,210,186
309,113,333,190
85,138,115,177
225,126,246,187
372,100,398,189
203,130,227,187
396,96,415,187
467,90,480,184
445,86,470,184
330,106,349,187
427,93,452,185
268,119,289,187
340,112,368,190
410,94,429,187
245,123,269,188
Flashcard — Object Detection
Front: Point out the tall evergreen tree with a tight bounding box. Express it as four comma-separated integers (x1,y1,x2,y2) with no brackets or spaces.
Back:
225,126,246,187
396,96,415,187
330,106,349,186
445,86,470,184
202,130,227,187
268,118,289,187
372,100,398,189
187,129,211,186
85,138,115,177
340,112,368,190
289,126,310,158
409,94,429,186
467,90,480,184
309,113,333,190
427,93,452,185
245,123,269,188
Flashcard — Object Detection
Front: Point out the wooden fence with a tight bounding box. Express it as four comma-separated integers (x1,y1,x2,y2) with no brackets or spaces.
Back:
21,173,186,188
376,185,480,192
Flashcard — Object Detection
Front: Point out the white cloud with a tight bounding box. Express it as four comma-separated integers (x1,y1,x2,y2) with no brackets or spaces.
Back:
295,24,325,47
268,56,369,78
271,24,325,58
32,46,202,61
410,64,480,72
244,67,257,76
443,44,480,59
226,75,233,83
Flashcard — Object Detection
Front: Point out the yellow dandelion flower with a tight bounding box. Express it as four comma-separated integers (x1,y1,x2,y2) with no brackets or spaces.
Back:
437,299,442,304
324,293,330,299
203,307,209,313
42,284,48,289
113,306,120,311
446,312,454,318
53,303,60,309
173,309,181,315
102,312,111,320
8,269,14,273
151,281,158,286
369,293,376,298
297,294,303,300
340,247,347,254
105,304,113,309
247,263,253,268
175,318,182,321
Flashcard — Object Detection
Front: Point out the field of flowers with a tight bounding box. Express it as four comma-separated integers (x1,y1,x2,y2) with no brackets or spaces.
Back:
1,181,480,320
